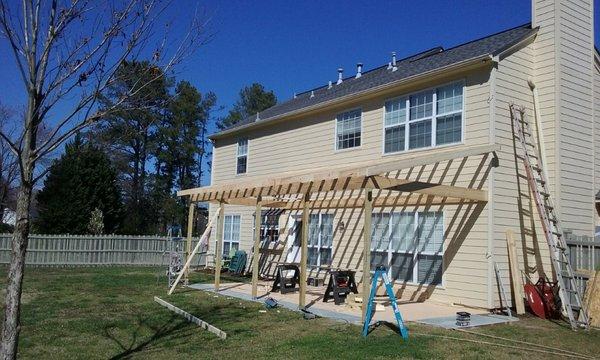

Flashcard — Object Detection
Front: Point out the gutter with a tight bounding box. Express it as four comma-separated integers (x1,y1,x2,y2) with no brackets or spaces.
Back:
210,54,494,140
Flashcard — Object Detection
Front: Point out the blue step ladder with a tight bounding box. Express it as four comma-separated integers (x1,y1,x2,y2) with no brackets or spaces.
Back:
362,266,409,339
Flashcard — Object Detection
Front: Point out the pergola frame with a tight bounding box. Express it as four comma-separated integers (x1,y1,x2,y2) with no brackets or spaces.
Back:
178,144,499,321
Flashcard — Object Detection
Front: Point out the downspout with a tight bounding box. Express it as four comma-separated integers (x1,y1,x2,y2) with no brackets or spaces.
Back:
487,56,499,309
527,77,551,184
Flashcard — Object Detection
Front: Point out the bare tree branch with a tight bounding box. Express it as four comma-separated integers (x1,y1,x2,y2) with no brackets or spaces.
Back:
0,1,209,357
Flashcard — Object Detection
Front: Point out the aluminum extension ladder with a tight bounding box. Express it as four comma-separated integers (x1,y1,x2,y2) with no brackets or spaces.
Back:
510,104,589,330
362,266,409,339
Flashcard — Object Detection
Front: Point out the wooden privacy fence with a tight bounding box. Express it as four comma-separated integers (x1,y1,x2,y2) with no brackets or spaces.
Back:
565,231,600,303
0,234,201,266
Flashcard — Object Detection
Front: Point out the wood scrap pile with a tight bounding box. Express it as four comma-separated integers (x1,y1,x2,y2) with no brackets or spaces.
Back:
583,270,600,328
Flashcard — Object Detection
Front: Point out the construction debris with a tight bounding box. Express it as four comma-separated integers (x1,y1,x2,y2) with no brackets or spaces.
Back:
154,296,227,339
583,270,600,328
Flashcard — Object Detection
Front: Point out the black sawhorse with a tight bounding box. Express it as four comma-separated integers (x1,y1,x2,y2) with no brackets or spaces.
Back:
271,264,300,294
323,270,358,305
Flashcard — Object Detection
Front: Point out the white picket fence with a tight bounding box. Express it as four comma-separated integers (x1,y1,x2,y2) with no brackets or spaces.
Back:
0,234,201,266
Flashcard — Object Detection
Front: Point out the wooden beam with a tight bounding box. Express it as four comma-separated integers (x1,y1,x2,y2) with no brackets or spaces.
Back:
251,196,262,299
390,182,488,202
178,144,500,200
184,202,195,284
362,188,373,322
299,193,309,309
283,194,478,210
154,297,227,339
506,229,525,314
168,210,220,295
214,202,225,291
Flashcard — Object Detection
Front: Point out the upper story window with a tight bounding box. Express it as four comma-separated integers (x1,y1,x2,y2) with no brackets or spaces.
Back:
236,139,248,174
384,81,463,154
336,109,362,150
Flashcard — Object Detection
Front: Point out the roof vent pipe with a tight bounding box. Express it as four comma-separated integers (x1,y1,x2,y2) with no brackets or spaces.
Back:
310,90,315,98
337,68,343,85
256,112,260,121
391,51,397,71
328,80,332,89
355,63,363,78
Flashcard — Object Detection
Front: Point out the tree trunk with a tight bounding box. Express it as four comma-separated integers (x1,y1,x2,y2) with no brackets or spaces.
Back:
0,171,33,359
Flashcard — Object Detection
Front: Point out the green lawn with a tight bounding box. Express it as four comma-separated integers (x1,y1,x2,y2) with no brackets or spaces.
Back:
3,266,598,359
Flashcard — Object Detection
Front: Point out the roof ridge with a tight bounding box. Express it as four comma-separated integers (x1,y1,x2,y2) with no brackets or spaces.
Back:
213,23,535,137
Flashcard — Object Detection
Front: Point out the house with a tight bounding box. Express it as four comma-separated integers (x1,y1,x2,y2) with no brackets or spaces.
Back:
179,0,598,314
1,208,15,227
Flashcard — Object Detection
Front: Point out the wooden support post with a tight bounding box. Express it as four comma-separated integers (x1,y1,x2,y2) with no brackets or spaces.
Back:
252,196,262,299
214,202,225,291
168,211,220,295
506,229,525,314
184,202,195,284
362,188,373,322
299,193,310,309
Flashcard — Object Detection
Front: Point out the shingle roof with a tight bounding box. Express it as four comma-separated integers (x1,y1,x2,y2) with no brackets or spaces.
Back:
212,23,536,138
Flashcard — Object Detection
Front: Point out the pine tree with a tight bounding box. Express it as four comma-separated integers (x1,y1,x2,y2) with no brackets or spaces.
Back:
36,137,122,234
217,83,276,130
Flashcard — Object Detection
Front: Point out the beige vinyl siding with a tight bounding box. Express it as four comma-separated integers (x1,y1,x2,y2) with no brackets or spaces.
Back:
532,0,595,236
208,70,493,308
557,0,595,234
594,59,600,226
532,0,559,206
492,42,553,309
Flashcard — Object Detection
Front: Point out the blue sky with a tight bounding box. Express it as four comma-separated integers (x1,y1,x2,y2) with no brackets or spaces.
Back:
176,0,600,135
1,0,599,186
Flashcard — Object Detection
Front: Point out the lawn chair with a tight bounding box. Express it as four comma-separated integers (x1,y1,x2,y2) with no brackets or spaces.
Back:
228,250,247,275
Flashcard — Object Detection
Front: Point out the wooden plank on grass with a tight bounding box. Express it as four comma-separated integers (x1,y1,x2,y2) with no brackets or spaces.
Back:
506,229,525,315
154,296,227,339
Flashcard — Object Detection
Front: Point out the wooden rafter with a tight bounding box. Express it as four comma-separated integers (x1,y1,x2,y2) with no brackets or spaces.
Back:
179,144,499,203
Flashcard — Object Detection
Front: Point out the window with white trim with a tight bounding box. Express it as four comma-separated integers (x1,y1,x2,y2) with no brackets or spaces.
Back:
222,214,241,256
307,213,333,267
336,110,361,150
252,209,282,242
370,211,443,285
384,82,463,153
236,139,248,174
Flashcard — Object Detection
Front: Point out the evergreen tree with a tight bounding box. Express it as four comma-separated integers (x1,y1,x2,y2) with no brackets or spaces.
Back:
36,137,122,234
96,60,171,234
217,83,276,130
151,81,216,232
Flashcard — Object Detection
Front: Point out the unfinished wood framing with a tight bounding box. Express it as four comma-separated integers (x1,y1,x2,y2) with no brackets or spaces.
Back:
178,144,499,204
362,188,373,322
184,202,195,284
299,193,309,308
177,144,499,311
214,202,225,291
168,211,221,295
251,196,262,299
154,297,227,339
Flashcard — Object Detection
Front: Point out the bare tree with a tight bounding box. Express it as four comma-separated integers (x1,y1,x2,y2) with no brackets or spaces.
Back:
0,1,206,357
0,106,19,223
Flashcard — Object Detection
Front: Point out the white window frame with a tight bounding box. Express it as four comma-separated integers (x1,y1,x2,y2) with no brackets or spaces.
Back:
382,80,465,155
371,211,444,286
334,108,363,151
222,214,241,256
252,210,282,243
307,213,334,268
236,138,248,175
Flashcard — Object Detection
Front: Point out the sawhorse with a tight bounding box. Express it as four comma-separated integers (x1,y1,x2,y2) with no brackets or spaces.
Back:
362,266,408,340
